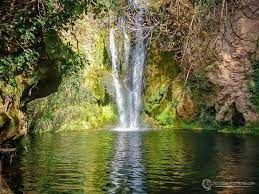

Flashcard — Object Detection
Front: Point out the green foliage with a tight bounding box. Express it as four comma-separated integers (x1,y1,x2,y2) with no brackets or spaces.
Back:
27,72,116,132
0,0,119,86
249,55,259,111
0,2,43,88
198,107,219,129
156,103,174,125
0,49,39,84
44,30,88,75
0,0,117,102
44,0,119,30
145,83,169,114
144,48,180,126
24,9,118,132
194,0,217,9
0,0,121,138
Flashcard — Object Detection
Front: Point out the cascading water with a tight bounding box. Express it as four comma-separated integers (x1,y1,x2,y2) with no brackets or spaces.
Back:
109,29,128,127
109,0,148,130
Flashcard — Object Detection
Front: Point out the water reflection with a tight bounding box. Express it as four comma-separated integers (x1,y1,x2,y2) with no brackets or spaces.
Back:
2,129,259,193
109,132,146,193
4,131,116,193
214,135,258,194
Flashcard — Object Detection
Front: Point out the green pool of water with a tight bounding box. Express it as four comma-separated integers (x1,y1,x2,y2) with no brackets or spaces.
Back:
3,129,259,193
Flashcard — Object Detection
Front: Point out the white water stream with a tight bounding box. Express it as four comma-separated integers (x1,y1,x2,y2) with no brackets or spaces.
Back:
109,0,147,130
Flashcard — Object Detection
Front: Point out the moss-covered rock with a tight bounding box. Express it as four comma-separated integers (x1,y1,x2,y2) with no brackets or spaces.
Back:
0,112,11,131
144,45,199,127
0,74,30,144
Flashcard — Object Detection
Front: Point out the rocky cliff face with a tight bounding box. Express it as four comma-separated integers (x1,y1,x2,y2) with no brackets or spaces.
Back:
0,76,27,145
209,10,259,125
144,0,259,129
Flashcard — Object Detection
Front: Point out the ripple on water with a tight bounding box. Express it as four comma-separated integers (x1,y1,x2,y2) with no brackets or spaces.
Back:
3,129,259,193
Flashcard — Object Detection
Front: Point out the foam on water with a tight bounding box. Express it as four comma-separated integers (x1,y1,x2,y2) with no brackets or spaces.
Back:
112,127,142,132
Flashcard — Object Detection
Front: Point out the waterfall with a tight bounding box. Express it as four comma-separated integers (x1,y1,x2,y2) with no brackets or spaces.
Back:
109,0,148,129
109,29,128,128
131,6,146,128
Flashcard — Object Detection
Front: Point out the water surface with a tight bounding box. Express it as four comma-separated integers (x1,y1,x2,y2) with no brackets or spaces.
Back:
3,129,259,193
